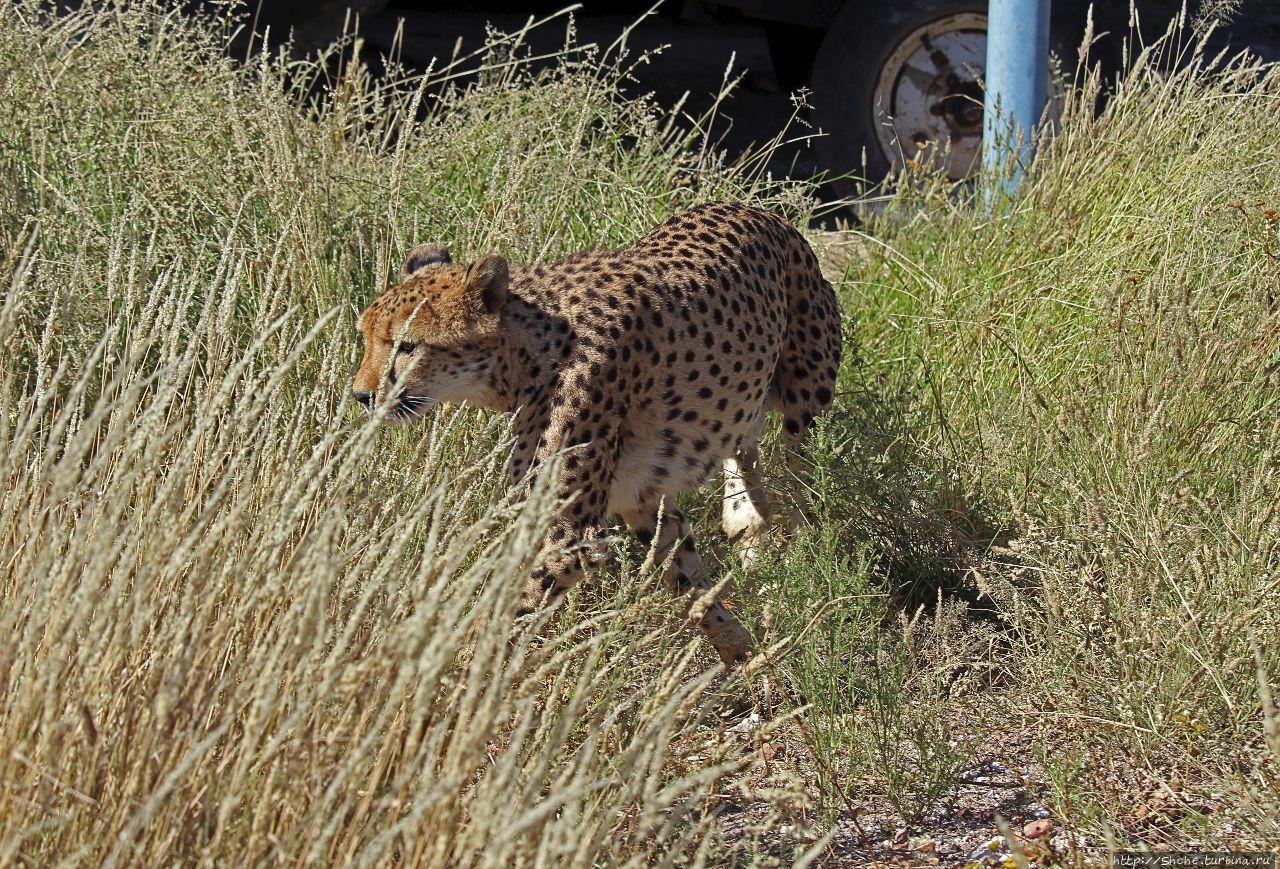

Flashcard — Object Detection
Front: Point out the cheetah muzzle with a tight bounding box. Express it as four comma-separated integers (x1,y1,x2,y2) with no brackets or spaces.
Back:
352,202,842,666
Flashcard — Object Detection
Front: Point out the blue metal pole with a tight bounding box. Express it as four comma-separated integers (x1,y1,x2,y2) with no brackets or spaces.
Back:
983,0,1051,200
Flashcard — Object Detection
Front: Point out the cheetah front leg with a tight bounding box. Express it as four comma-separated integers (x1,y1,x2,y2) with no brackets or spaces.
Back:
516,519,606,619
620,502,754,666
513,413,618,620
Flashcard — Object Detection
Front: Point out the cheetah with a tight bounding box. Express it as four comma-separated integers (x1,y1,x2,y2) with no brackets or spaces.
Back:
352,202,842,665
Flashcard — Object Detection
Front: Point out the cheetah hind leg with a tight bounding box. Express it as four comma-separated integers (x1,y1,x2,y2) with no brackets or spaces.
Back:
622,503,753,667
722,442,772,569
774,379,834,535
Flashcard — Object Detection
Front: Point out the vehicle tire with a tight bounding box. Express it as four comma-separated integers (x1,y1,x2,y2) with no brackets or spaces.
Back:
809,0,1095,196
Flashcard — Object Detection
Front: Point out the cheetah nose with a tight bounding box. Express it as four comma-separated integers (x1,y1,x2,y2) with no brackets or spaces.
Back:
352,390,374,409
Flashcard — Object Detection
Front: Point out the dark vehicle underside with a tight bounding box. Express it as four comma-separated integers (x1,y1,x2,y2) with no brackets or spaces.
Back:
243,0,1276,191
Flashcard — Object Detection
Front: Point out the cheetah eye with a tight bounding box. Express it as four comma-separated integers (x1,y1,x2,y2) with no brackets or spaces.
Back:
396,342,418,356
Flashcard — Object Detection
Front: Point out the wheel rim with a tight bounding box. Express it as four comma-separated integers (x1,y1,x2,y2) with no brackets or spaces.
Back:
872,12,989,179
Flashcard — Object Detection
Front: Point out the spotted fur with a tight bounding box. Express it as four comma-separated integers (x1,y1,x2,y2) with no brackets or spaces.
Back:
352,202,842,665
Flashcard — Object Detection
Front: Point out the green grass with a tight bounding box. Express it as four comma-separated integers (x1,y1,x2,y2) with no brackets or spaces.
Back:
792,20,1280,844
1,0,1278,861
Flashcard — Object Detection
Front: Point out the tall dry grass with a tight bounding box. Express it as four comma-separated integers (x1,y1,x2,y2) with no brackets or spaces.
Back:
7,0,1280,857
0,1,819,863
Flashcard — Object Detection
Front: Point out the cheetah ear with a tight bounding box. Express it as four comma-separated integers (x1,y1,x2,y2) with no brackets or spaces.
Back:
465,255,508,315
403,243,452,276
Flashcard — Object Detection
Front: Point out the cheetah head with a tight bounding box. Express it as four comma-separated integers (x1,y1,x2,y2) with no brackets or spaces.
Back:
352,243,509,423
